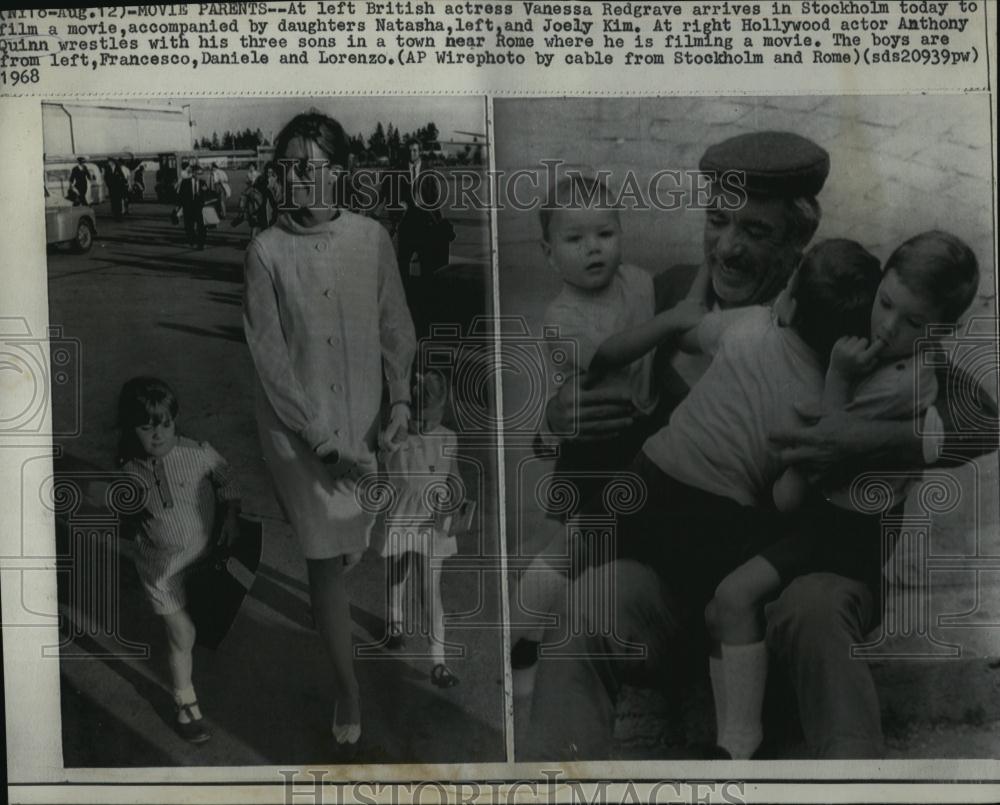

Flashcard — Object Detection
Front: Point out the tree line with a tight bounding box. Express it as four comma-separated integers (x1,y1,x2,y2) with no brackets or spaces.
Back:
196,121,442,164
196,127,270,151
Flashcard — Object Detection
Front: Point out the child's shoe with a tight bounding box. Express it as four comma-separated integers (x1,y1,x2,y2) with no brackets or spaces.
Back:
175,701,211,744
431,663,459,688
386,620,405,650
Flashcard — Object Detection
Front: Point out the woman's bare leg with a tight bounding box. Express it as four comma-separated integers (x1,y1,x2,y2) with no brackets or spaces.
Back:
307,557,361,728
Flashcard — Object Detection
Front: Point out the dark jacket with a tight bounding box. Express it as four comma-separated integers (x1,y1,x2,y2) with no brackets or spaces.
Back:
397,161,443,233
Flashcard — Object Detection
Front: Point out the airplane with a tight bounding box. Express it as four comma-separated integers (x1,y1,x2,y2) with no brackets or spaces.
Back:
436,131,488,163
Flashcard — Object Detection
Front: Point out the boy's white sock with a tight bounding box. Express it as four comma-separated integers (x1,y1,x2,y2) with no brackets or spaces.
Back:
709,656,726,742
718,642,767,759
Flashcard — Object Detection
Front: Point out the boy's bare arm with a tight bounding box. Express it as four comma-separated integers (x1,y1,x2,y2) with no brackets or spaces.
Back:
674,262,714,354
586,299,706,384
685,260,713,304
821,373,853,411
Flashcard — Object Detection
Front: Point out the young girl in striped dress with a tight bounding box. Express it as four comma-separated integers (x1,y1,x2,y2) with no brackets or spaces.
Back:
118,377,241,744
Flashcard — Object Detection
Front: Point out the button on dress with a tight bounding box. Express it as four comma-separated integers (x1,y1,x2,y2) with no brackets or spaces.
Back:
243,211,416,559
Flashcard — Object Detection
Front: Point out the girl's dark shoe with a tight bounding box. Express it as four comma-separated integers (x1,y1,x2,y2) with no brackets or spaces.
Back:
176,702,211,744
431,663,460,688
386,620,405,650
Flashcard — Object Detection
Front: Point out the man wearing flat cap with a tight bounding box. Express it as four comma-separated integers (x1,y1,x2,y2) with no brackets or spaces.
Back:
654,130,831,423
520,130,996,760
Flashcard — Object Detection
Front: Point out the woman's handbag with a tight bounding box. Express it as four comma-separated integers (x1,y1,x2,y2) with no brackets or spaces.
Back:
186,515,263,649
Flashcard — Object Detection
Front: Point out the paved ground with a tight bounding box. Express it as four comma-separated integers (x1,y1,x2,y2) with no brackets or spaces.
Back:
48,174,508,766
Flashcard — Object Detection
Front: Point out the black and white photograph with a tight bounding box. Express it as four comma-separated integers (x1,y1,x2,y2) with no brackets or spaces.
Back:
495,95,999,762
38,96,506,766
1,2,998,799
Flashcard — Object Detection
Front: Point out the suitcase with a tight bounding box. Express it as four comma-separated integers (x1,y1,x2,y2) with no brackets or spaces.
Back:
201,203,221,227
186,515,263,649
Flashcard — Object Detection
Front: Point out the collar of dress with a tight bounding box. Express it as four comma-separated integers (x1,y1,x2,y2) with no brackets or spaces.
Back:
277,209,344,236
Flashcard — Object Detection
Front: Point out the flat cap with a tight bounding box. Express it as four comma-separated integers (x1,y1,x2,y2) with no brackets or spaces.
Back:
699,131,830,197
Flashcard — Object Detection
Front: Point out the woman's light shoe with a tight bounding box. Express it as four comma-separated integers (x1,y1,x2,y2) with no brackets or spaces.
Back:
332,700,361,745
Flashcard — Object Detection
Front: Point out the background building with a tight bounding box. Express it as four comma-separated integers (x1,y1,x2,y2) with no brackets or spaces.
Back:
42,101,192,158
